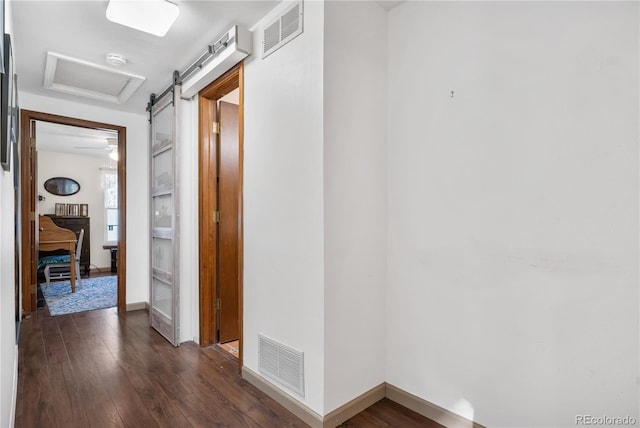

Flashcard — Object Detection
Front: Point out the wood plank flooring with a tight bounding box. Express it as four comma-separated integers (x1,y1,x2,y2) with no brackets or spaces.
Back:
16,308,439,427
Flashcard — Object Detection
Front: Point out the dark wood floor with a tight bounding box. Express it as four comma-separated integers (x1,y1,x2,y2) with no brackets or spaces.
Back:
16,307,439,427
340,399,443,427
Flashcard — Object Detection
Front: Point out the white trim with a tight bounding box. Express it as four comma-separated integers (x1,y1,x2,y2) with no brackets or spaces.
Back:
323,383,385,427
240,371,486,428
44,52,145,104
386,384,485,428
242,366,323,428
180,26,251,99
126,301,149,311
10,345,18,428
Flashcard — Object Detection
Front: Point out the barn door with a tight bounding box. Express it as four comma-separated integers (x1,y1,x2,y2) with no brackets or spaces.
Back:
149,86,180,346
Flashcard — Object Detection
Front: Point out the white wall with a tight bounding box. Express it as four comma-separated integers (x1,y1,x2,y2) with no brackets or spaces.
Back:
7,2,638,426
1,3,18,426
323,1,387,414
37,150,113,269
21,92,150,305
0,121,17,428
0,157,17,428
386,2,639,427
243,0,326,414
178,95,199,344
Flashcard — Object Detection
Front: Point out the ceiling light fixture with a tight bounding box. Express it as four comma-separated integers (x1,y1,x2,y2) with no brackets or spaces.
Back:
106,53,127,67
106,0,179,37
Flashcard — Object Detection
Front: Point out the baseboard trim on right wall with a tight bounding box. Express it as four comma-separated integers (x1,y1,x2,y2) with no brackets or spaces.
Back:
242,366,485,428
385,383,485,428
242,366,324,428
323,383,386,427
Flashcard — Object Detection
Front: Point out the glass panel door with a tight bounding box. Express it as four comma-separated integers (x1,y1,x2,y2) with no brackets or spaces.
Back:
149,87,180,345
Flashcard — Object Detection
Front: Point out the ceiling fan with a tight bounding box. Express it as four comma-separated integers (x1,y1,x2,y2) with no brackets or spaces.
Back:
75,137,118,160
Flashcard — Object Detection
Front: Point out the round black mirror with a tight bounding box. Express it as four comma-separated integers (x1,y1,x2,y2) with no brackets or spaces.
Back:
44,177,80,196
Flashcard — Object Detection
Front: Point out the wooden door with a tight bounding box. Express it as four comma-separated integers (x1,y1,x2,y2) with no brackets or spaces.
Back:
218,101,240,343
198,63,244,367
29,121,37,311
20,110,128,316
14,123,21,329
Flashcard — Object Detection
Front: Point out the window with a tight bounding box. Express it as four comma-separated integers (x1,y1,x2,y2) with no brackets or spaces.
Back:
103,169,118,244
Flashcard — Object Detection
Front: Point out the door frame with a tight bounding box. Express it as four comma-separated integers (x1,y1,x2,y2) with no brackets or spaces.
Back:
198,63,244,368
19,109,127,315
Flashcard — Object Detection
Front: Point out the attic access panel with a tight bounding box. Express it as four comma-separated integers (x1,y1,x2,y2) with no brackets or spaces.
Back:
44,52,145,104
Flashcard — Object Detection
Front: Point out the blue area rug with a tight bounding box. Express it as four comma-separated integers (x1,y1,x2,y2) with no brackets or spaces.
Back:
41,275,117,316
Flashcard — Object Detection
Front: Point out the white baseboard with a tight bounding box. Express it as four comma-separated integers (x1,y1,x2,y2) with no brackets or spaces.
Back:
125,301,148,311
386,383,485,428
10,345,18,428
242,369,485,428
323,383,386,427
242,367,324,428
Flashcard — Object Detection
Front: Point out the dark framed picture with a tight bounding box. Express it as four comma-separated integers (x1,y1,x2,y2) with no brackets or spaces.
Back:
12,72,18,145
0,1,4,76
11,74,18,189
1,33,13,171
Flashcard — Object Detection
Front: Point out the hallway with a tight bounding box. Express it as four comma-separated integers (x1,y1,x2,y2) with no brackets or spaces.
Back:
14,308,440,427
15,308,307,427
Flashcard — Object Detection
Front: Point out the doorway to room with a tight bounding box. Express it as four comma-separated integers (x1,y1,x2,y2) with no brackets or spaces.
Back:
19,110,127,317
198,63,244,368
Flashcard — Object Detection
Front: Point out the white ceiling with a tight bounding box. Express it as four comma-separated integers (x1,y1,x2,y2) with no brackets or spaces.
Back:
376,1,404,11
36,121,118,158
12,0,279,114
13,0,402,155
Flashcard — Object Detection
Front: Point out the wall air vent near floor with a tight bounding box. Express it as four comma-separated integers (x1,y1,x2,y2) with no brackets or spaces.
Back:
258,333,305,397
262,0,303,59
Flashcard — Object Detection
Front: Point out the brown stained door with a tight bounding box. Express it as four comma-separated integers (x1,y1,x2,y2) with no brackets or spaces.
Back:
218,101,240,343
30,120,38,310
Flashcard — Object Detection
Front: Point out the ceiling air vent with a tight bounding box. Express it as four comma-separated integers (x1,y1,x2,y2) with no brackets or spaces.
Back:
258,333,304,397
262,1,303,59
43,52,145,104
